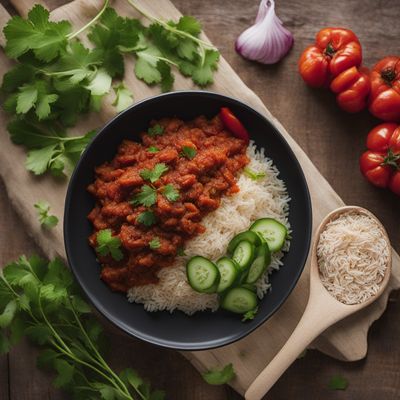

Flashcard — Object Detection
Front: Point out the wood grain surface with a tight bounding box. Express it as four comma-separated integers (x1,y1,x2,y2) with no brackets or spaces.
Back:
0,0,399,399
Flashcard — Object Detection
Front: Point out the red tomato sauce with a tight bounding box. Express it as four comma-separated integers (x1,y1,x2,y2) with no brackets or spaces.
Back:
87,114,249,292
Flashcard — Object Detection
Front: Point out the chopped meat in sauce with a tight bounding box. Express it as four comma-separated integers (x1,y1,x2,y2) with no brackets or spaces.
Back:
88,114,249,292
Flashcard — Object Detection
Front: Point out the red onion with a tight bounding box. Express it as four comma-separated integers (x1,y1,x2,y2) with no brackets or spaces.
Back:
235,0,294,65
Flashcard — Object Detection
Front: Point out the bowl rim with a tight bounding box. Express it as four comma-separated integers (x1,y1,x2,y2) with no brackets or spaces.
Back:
64,90,312,351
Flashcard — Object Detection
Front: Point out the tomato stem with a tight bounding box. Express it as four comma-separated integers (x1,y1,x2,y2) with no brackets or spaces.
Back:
325,42,336,57
381,68,396,86
382,149,400,170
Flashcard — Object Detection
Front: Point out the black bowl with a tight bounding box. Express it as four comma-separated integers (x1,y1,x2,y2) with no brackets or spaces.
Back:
64,91,312,351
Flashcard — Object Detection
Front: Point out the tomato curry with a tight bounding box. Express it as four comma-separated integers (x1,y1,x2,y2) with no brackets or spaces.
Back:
88,114,249,292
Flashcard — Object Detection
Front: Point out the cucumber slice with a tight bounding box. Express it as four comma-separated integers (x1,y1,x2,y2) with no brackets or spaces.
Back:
246,243,271,284
216,257,239,293
231,240,255,271
227,231,261,254
186,256,220,293
221,287,258,314
250,218,287,252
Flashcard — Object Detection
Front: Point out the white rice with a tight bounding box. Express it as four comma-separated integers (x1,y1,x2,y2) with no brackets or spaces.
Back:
127,143,291,314
317,212,390,305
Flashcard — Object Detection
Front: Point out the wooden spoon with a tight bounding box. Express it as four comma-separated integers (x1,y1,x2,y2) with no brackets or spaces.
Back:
245,206,392,400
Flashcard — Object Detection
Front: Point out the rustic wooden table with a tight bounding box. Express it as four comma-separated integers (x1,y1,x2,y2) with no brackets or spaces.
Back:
1,0,399,399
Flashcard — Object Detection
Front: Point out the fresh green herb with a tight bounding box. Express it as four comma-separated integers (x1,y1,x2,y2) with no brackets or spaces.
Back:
243,167,266,181
34,201,59,229
162,184,179,202
241,307,258,322
149,237,161,249
127,1,219,87
177,247,186,256
8,119,96,176
147,146,160,153
328,375,348,390
181,146,197,160
147,124,164,137
3,5,72,62
140,163,169,183
131,185,157,207
88,7,144,77
137,210,156,227
95,229,123,261
112,82,134,112
0,255,164,399
1,3,220,177
202,363,235,385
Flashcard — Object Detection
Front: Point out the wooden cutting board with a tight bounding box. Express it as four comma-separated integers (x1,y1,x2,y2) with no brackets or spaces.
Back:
0,0,399,396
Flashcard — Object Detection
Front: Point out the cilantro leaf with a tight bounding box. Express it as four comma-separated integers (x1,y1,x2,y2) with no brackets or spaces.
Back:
85,68,112,96
112,82,134,112
243,167,266,181
34,201,59,229
140,163,169,183
149,237,161,250
4,5,71,62
46,41,102,84
147,146,159,153
131,185,157,207
241,307,258,322
88,7,144,77
202,363,235,385
8,119,95,176
175,16,202,36
177,247,186,256
147,124,164,137
137,211,156,227
181,146,197,160
53,359,75,388
1,64,35,93
0,300,18,328
96,229,123,261
328,375,348,390
190,50,220,87
162,184,179,202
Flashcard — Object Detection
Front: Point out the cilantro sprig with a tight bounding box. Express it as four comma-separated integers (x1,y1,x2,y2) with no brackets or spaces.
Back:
162,184,179,202
1,3,220,176
241,307,258,322
147,124,164,137
0,255,164,399
95,229,123,261
201,363,236,385
328,375,348,390
137,210,156,227
149,237,161,250
34,201,58,229
243,167,266,181
8,119,96,176
131,185,157,207
181,146,197,160
140,163,169,183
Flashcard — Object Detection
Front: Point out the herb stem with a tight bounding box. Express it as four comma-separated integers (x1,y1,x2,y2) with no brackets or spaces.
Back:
68,297,133,397
126,0,216,49
67,0,110,40
50,338,133,399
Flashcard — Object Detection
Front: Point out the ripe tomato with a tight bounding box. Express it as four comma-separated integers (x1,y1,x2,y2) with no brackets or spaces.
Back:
359,123,400,196
219,107,249,143
369,56,400,121
298,28,362,88
330,66,370,113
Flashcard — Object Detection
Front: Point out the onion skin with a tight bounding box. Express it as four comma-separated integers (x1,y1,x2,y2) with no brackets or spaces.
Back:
235,0,294,65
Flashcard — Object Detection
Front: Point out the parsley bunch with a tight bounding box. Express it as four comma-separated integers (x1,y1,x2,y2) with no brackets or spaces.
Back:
0,255,165,399
1,1,219,176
